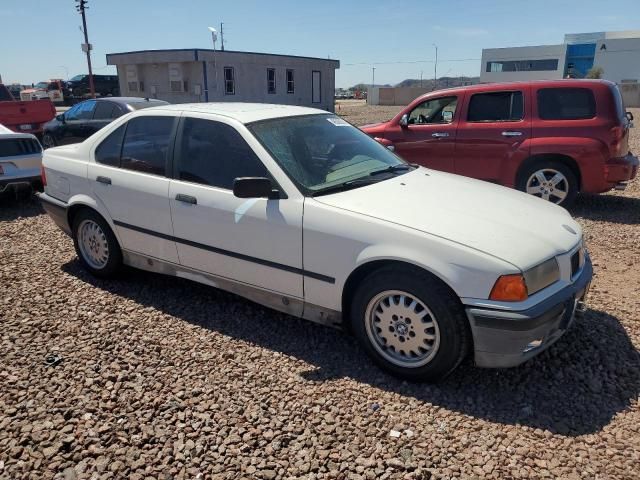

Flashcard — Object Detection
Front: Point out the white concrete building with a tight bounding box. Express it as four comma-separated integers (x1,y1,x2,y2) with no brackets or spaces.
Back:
480,30,640,85
106,49,339,112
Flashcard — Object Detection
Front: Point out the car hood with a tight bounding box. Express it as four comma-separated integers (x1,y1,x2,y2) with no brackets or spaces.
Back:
312,168,582,270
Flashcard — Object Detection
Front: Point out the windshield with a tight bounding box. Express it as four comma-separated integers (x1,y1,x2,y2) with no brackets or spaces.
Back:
69,74,85,82
248,114,407,195
35,82,48,89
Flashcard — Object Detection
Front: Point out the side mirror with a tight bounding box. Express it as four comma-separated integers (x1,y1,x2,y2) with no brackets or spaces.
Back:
56,114,65,123
399,113,409,128
626,111,634,122
442,110,453,123
233,177,277,199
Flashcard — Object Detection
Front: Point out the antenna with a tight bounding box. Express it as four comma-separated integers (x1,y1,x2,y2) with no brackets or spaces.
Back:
208,26,218,50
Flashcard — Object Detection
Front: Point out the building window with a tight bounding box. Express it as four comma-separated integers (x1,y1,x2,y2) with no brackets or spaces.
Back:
468,91,524,122
224,67,235,95
267,68,276,94
486,59,559,73
286,69,294,94
312,70,321,103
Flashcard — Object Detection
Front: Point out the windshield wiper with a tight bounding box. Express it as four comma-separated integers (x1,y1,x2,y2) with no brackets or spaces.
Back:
368,164,415,176
310,178,379,197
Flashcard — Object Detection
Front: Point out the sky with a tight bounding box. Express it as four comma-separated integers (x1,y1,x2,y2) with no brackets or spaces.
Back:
1,0,639,88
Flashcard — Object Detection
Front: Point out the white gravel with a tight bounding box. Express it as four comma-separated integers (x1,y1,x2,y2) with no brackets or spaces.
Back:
0,107,638,480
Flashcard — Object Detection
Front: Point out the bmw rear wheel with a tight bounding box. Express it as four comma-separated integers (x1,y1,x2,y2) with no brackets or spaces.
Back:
72,209,122,277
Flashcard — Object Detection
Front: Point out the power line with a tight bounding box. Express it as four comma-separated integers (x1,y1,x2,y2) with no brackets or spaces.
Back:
341,57,481,67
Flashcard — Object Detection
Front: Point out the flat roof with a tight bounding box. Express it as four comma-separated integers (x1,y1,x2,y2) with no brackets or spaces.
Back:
107,48,340,67
143,102,330,124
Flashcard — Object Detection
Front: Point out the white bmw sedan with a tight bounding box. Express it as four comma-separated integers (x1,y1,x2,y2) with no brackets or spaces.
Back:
38,103,592,381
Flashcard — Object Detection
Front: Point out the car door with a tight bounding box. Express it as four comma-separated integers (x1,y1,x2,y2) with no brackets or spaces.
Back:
57,101,96,145
168,114,304,300
86,113,180,263
382,95,462,173
454,88,532,185
86,101,121,137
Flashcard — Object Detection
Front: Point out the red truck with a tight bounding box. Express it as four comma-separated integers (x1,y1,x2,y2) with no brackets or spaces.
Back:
361,79,638,206
0,83,56,137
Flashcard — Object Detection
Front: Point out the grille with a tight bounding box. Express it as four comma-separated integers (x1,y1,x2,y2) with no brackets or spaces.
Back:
0,138,42,157
570,251,580,278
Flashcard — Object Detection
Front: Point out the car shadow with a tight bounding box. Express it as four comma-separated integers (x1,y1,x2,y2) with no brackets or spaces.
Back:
570,192,640,225
0,192,44,222
62,260,640,437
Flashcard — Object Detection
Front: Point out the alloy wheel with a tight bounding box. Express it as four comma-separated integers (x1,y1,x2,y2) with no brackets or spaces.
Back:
526,168,569,204
77,219,110,269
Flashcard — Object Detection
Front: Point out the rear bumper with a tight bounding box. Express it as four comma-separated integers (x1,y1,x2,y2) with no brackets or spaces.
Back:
36,192,71,235
467,256,593,368
603,152,638,189
0,174,41,193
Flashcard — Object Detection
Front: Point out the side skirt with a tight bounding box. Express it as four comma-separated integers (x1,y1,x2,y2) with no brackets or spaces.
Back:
121,250,343,329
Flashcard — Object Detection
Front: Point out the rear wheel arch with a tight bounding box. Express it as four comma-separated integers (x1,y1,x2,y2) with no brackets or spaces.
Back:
517,153,581,190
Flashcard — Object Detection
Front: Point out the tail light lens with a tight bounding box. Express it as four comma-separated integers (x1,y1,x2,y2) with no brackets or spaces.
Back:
40,164,47,186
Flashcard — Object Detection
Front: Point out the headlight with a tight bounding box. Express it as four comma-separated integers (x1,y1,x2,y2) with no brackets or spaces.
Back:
490,257,559,302
523,257,560,296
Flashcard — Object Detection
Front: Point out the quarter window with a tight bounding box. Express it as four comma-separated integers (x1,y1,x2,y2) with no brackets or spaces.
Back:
95,125,125,167
537,88,596,120
224,67,235,95
467,91,523,122
286,69,294,94
176,117,270,190
408,96,457,124
267,68,276,94
120,116,175,176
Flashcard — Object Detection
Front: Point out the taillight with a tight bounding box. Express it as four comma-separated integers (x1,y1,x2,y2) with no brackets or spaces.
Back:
609,125,625,157
40,164,47,186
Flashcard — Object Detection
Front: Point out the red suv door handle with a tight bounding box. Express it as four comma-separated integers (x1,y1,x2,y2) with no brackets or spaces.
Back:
431,132,449,138
501,131,523,137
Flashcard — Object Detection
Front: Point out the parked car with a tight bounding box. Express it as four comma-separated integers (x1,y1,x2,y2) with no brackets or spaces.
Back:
20,79,67,104
0,123,43,194
0,83,56,137
66,74,119,98
37,103,592,381
41,97,169,148
361,79,638,206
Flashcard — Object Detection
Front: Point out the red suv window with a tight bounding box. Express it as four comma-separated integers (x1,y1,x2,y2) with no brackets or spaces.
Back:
537,88,596,120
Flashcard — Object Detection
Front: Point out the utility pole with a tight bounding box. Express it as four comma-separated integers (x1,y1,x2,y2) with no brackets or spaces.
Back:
372,67,376,89
433,44,438,91
76,0,95,98
220,22,225,51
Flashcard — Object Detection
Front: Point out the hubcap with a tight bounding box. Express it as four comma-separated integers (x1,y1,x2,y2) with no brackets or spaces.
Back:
365,290,441,368
526,169,569,204
78,219,109,269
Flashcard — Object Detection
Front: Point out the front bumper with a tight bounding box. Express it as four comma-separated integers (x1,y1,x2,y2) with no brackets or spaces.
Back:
467,255,593,368
36,192,71,235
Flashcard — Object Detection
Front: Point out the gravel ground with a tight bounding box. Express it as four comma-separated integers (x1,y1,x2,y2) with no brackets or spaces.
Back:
1,107,639,480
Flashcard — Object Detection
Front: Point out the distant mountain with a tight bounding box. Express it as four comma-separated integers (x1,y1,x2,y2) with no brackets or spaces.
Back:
395,76,480,89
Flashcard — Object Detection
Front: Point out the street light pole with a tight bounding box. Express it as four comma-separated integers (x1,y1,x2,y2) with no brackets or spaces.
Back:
372,67,376,89
76,0,95,98
433,44,438,91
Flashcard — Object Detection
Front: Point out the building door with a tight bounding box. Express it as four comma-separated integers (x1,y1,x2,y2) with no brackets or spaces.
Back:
312,71,321,104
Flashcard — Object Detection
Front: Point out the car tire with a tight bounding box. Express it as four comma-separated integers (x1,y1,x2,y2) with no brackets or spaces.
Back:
350,265,470,382
72,209,122,278
42,134,56,149
517,161,578,207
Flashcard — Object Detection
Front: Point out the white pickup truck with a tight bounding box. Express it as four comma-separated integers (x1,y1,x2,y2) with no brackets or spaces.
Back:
0,124,43,194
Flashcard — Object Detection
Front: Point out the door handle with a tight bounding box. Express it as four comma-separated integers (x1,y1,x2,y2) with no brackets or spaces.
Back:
96,176,111,185
501,131,523,137
175,193,197,205
431,132,450,138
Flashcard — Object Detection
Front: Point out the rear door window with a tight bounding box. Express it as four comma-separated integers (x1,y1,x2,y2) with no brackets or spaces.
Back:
120,116,175,176
467,91,523,122
95,125,125,167
93,101,119,120
537,88,596,120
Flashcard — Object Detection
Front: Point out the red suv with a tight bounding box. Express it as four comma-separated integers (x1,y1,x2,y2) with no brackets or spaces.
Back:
361,80,638,206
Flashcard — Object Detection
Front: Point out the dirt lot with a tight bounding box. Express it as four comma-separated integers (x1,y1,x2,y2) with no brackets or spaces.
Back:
1,107,639,480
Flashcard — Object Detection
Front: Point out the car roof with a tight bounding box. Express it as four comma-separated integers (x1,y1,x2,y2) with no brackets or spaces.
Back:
94,97,169,107
146,102,329,124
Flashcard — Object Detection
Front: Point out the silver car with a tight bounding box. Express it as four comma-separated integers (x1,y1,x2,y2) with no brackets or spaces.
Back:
0,124,43,194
